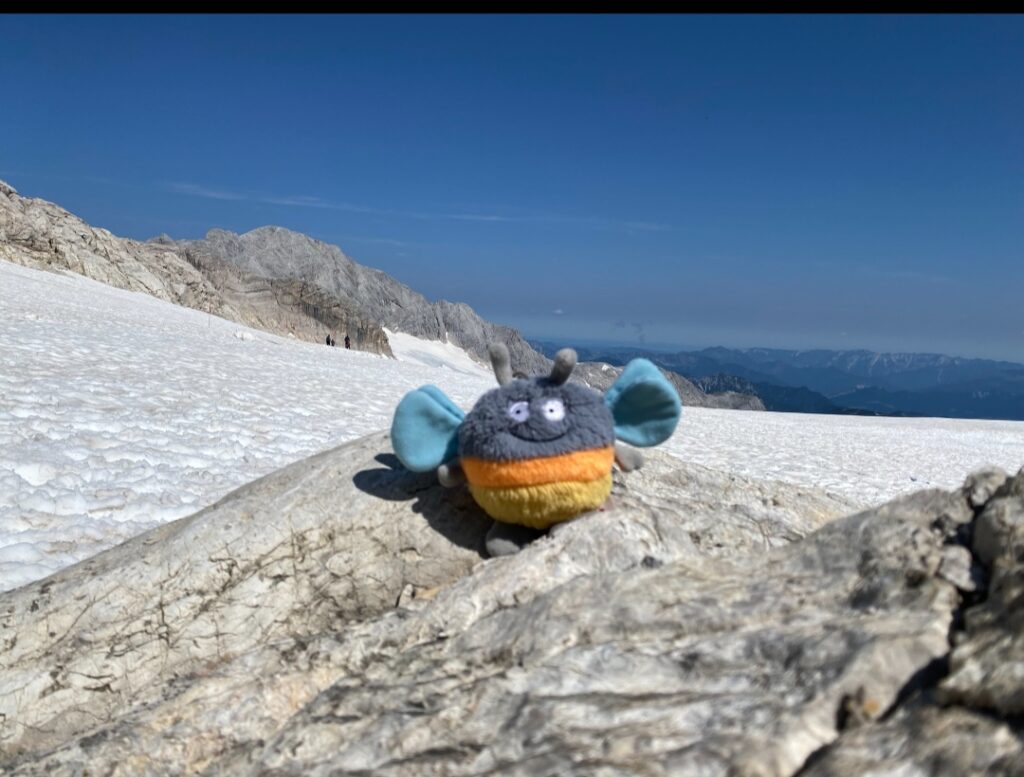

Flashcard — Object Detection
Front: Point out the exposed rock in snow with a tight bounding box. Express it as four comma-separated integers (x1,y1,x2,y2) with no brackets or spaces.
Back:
179,226,550,376
0,431,847,765
0,181,391,354
1,429,1020,776
940,468,1024,716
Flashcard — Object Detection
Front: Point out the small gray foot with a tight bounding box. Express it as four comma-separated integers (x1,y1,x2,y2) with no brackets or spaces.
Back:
614,442,644,472
485,521,544,557
437,460,466,488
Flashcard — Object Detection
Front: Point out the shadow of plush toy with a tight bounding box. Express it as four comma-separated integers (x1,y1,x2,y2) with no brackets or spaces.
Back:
351,452,491,555
390,344,681,557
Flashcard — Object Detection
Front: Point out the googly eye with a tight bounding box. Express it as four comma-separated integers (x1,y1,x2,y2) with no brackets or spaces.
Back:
542,398,565,422
507,401,530,423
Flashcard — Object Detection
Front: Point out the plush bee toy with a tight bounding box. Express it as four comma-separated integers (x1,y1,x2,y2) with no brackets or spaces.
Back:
390,344,681,555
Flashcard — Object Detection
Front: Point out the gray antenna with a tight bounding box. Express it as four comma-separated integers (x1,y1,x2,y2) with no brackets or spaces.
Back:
549,348,577,385
489,343,513,386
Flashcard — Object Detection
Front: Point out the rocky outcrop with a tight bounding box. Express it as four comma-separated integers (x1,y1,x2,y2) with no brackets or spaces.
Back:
0,182,230,316
802,467,1024,777
180,227,549,374
0,434,492,760
0,432,847,768
178,245,391,354
940,467,1024,715
0,182,391,354
2,429,1020,776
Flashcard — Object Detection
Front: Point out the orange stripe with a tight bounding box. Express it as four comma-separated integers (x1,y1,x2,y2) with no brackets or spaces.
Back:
462,446,614,488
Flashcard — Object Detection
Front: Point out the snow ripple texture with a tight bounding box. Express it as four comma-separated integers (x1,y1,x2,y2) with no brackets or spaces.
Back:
2,259,1023,591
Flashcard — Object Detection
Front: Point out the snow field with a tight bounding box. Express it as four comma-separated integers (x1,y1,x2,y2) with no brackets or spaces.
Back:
2,259,1022,590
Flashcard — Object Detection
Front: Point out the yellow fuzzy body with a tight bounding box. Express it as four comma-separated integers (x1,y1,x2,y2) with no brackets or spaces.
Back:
462,446,614,529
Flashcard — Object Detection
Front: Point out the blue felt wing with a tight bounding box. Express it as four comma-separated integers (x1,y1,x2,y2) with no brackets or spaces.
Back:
390,385,466,472
604,359,681,447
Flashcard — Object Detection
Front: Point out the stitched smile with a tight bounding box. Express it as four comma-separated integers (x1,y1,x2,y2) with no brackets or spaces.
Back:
506,429,567,443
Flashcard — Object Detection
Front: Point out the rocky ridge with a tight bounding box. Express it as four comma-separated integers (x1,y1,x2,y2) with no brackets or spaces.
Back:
178,227,548,376
0,181,385,355
0,430,1019,776
183,226,761,408
0,179,760,409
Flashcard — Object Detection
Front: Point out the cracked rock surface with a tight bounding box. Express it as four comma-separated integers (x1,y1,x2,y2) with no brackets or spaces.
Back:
1,432,1021,776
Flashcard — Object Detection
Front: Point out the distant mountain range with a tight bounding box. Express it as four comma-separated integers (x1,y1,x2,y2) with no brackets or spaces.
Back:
531,343,1024,421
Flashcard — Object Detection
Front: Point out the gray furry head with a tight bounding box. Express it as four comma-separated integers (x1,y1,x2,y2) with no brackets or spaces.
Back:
391,342,681,477
459,376,614,462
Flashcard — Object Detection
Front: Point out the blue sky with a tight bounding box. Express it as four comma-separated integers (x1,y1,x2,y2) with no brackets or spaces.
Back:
3,14,1022,361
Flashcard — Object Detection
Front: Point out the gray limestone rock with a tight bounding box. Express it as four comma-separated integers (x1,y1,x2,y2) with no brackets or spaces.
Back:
0,433,853,772
963,467,1009,509
8,480,955,777
940,468,1024,716
179,227,547,375
0,183,390,354
0,435,491,759
800,704,1024,777
8,435,1020,776
801,467,1024,776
